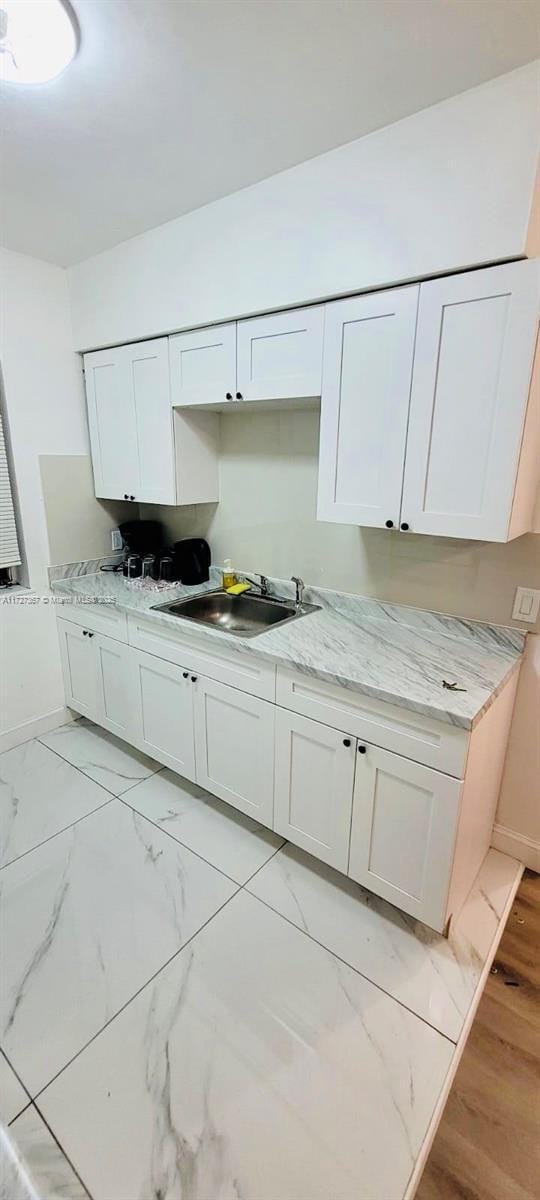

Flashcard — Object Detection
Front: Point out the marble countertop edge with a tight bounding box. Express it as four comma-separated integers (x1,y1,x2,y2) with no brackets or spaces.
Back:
50,566,525,731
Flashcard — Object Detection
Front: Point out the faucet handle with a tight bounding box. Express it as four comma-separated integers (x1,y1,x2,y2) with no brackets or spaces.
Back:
291,576,305,607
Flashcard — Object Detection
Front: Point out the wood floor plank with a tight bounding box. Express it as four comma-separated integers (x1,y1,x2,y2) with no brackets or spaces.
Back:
416,870,540,1200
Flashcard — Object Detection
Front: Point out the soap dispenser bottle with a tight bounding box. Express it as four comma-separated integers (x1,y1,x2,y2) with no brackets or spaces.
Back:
222,558,236,590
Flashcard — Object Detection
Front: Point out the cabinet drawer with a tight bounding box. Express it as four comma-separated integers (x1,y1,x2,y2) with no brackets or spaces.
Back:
276,668,468,777
127,614,276,700
55,600,128,642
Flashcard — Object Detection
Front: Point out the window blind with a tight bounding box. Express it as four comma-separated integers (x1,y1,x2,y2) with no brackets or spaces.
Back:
0,406,21,569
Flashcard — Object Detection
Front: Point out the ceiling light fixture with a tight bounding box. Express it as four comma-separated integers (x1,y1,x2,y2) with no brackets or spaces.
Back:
0,0,78,85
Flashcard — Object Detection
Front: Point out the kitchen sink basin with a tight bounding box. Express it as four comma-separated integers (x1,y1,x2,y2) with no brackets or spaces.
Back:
152,589,319,637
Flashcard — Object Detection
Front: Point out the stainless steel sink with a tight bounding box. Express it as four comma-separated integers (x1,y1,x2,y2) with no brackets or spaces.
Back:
152,589,319,637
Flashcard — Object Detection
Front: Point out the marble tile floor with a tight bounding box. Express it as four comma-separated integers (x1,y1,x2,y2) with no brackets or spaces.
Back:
0,720,522,1200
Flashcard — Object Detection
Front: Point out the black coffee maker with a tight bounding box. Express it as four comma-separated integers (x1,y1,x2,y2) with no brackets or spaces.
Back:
120,520,167,579
120,520,164,559
97,519,166,578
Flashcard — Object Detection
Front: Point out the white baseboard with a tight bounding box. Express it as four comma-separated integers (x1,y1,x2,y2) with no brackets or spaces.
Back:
491,823,540,873
0,707,75,755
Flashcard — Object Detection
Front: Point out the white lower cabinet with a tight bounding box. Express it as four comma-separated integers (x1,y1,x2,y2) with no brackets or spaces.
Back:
57,618,132,740
95,634,132,740
58,619,101,720
349,743,462,930
193,675,275,825
57,615,510,933
273,708,355,871
128,647,196,781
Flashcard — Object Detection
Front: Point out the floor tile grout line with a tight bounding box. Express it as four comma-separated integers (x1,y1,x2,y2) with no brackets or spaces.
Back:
119,791,286,888
36,729,163,799
30,1100,95,1200
1,1047,32,1113
31,885,243,1106
34,737,118,797
118,794,248,887
243,887,459,1047
7,1099,33,1127
238,838,288,889
0,795,116,874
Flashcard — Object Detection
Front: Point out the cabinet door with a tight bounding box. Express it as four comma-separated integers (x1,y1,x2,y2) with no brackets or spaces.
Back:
194,676,274,824
236,306,324,401
274,708,355,871
169,323,236,407
84,347,138,501
95,634,133,741
57,619,100,720
401,260,540,540
349,743,461,931
129,648,196,781
317,287,419,529
126,339,176,504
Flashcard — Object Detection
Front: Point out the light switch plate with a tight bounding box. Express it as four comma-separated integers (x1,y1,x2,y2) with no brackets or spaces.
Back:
512,587,540,624
111,528,123,552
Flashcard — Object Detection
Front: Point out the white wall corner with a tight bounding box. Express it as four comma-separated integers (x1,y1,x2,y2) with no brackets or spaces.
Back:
491,824,540,873
0,707,76,756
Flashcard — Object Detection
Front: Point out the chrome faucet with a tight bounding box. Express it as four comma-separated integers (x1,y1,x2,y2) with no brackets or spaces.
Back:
291,576,305,609
242,573,268,597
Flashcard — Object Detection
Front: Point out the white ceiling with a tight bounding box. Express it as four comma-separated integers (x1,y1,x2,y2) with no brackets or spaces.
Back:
1,0,539,267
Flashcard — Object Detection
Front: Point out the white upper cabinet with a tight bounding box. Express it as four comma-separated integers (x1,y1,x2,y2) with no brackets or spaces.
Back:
169,323,237,407
84,338,219,506
401,260,540,540
85,338,175,504
317,287,419,529
236,307,324,402
170,308,324,408
127,339,177,505
317,260,539,540
84,346,140,501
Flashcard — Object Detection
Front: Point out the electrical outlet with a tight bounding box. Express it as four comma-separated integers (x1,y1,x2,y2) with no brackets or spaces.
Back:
512,587,540,624
111,528,123,552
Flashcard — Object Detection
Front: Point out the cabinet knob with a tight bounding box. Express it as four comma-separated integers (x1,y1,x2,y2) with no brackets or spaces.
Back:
191,676,198,683
124,493,128,499
400,522,409,531
82,629,88,636
182,671,189,679
343,738,351,747
236,392,243,400
358,744,367,754
226,392,233,400
88,631,94,638
385,520,394,529
130,495,135,501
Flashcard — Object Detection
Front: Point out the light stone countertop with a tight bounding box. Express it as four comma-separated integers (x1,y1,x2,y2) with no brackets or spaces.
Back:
50,566,525,731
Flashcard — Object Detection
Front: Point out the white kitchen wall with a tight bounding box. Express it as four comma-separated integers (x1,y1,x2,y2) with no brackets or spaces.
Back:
0,249,127,750
40,454,132,566
69,63,540,351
